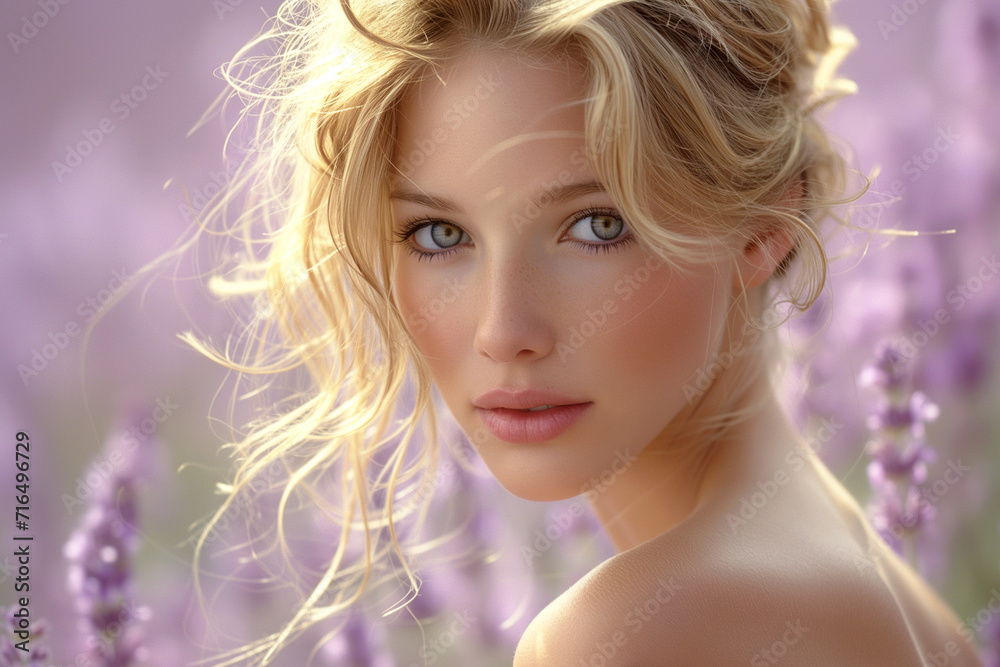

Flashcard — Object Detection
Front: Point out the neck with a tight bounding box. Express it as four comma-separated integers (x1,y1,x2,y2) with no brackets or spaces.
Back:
587,377,794,552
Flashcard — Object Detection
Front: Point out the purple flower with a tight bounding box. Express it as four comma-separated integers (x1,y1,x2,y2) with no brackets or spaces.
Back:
865,391,940,441
867,479,935,556
859,340,914,392
862,341,940,569
62,414,155,667
866,437,936,485
0,606,51,666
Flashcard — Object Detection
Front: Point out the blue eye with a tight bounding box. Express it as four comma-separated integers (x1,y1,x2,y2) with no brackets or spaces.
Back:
414,221,466,250
392,219,469,262
564,208,633,254
392,207,634,261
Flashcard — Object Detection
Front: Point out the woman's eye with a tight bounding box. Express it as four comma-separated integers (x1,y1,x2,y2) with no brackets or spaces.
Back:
412,222,468,250
566,211,628,243
394,209,633,261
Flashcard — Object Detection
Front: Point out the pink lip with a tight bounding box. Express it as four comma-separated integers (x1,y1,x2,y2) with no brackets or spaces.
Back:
473,387,592,443
475,404,592,443
473,387,589,411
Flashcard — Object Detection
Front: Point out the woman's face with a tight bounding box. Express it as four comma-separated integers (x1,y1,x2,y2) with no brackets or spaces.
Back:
390,48,734,502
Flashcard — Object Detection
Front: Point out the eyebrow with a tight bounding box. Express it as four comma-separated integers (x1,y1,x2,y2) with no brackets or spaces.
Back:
389,180,607,214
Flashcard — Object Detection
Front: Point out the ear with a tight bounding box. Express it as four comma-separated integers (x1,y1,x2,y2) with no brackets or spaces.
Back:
733,181,802,290
734,227,797,289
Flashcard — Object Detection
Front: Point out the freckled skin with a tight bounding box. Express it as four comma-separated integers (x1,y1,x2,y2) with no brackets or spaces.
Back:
390,48,982,666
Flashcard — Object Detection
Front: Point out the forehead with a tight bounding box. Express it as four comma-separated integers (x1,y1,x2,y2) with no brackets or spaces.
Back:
391,48,592,192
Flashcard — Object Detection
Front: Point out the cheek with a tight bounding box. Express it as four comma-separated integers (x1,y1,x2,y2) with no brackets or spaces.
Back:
587,259,729,417
392,264,465,371
635,270,722,362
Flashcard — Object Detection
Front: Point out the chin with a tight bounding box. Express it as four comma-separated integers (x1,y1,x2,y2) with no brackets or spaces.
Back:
467,437,626,504
492,473,582,503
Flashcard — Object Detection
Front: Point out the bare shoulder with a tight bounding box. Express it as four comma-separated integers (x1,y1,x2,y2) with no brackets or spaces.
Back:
513,534,696,666
513,517,970,666
515,445,982,666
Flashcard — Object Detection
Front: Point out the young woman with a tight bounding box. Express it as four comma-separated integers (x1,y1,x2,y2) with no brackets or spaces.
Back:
191,0,983,664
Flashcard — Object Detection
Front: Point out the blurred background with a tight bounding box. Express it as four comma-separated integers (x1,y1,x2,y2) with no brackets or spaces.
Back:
0,0,997,665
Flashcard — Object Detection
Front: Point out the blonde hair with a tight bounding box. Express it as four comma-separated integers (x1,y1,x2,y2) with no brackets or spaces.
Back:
186,0,858,663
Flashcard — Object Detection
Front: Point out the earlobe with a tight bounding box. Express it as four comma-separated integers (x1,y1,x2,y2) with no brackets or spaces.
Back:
735,227,797,289
734,180,803,290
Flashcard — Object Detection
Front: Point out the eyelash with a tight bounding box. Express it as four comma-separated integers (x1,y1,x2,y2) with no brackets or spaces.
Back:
391,207,635,262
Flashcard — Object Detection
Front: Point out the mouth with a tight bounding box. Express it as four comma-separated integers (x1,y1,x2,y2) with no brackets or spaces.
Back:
475,402,593,443
472,388,589,411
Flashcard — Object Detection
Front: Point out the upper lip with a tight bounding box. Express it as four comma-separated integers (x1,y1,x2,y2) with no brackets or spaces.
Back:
473,387,590,410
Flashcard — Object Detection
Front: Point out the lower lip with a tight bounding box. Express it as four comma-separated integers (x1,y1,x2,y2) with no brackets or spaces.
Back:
475,403,592,444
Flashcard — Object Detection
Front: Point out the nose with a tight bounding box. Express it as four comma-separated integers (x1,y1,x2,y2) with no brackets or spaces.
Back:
472,252,557,363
